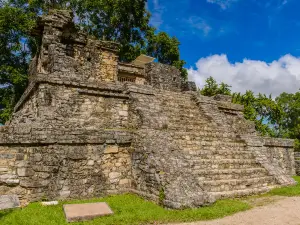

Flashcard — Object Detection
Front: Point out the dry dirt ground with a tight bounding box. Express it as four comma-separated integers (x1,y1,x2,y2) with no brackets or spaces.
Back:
169,196,300,225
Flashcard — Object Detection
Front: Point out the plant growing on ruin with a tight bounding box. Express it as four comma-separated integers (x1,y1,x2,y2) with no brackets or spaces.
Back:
159,187,165,205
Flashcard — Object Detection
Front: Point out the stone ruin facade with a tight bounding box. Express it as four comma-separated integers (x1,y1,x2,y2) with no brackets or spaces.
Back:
0,10,297,209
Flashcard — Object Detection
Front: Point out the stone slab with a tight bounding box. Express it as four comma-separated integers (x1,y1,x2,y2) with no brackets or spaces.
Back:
63,202,113,222
0,195,20,210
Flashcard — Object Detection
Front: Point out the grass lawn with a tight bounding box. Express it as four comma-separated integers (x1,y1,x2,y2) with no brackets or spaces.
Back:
267,176,300,196
0,195,250,225
1,176,300,225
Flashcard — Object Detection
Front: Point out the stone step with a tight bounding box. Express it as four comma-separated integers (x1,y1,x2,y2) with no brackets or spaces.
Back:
185,159,262,169
202,176,275,192
192,168,269,180
183,150,255,160
174,131,238,139
208,185,277,200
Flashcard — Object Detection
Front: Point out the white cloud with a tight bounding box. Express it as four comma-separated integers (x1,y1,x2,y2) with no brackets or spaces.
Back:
186,16,212,36
207,0,239,9
188,54,300,96
149,0,164,29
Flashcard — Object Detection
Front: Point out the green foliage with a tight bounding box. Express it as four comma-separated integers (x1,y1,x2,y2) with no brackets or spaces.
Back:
159,186,165,205
3,178,300,224
146,30,188,80
200,76,231,96
275,92,300,151
0,5,36,124
71,0,151,62
268,176,300,196
200,77,300,147
232,91,281,136
0,193,250,225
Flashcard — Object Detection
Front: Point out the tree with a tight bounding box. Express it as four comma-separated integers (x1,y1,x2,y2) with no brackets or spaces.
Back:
217,82,231,95
71,0,151,62
275,91,300,151
145,30,188,80
232,91,281,137
0,5,36,124
200,76,219,97
200,77,231,97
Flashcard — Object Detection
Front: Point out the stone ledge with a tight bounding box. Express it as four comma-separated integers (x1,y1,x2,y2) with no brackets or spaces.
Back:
0,126,132,145
263,137,294,148
13,74,126,113
125,83,155,95
217,102,244,112
118,63,145,77
78,89,129,99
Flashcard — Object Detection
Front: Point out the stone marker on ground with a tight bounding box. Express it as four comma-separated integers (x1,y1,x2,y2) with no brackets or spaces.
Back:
0,195,20,210
63,202,113,222
41,201,58,206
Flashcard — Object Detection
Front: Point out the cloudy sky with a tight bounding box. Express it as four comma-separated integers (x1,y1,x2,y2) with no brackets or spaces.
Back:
147,0,300,96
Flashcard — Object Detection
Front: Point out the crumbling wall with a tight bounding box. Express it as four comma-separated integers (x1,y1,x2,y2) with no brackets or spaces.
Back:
145,62,182,92
295,152,300,175
118,63,145,85
0,126,133,205
30,10,119,83
11,83,129,129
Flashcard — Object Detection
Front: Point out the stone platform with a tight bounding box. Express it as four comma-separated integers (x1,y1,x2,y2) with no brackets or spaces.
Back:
63,202,113,222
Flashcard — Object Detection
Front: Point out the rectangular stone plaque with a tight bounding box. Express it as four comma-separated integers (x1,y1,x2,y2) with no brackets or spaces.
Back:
63,202,113,222
0,195,20,210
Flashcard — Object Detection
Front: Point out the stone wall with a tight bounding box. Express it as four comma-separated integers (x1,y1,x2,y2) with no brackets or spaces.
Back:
11,83,130,129
118,63,145,85
30,10,119,83
0,10,296,209
145,63,182,92
295,152,300,175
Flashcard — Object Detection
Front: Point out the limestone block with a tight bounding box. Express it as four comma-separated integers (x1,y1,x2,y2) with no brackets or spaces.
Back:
60,190,71,198
87,160,94,166
119,179,131,186
0,195,20,210
63,202,113,222
0,167,9,173
104,146,119,154
109,172,120,179
17,167,33,177
0,174,19,186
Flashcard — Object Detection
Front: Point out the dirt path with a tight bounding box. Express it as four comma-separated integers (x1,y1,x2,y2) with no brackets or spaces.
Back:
170,197,300,225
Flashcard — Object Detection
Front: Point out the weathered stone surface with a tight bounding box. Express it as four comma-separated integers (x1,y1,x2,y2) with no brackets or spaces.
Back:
0,195,20,210
0,9,296,209
63,202,113,222
104,146,119,154
295,152,300,175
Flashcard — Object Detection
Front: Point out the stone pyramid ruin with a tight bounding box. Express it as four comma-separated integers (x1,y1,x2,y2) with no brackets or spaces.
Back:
0,10,296,208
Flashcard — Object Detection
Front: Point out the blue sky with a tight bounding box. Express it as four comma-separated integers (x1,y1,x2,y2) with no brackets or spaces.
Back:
147,0,300,95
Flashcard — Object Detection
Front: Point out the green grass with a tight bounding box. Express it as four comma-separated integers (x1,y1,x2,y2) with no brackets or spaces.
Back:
268,176,300,196
0,194,250,225
2,176,300,225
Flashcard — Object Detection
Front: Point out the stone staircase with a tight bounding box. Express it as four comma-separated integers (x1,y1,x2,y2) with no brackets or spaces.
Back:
157,91,279,200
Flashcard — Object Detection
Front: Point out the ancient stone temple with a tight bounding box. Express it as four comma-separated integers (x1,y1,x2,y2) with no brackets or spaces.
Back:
0,10,296,209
